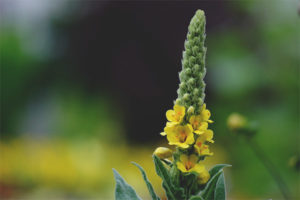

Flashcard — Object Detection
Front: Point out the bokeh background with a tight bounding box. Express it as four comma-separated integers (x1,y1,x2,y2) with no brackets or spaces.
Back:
1,0,299,199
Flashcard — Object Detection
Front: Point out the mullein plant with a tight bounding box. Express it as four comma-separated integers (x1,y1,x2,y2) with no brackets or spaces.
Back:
113,10,230,200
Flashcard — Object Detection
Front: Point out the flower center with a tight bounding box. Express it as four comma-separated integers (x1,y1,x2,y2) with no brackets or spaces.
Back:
178,131,187,142
185,161,194,170
197,142,202,147
193,121,199,129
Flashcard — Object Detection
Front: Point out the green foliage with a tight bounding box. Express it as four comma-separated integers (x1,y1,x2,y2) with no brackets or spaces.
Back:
214,173,226,200
113,169,141,200
132,162,161,200
208,164,231,178
176,10,207,113
153,155,185,199
198,164,230,200
199,171,222,200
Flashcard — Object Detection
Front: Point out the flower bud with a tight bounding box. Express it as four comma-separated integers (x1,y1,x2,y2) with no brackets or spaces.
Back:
288,155,300,171
227,113,247,131
183,93,190,100
187,106,195,114
153,147,173,159
197,169,210,185
188,78,195,85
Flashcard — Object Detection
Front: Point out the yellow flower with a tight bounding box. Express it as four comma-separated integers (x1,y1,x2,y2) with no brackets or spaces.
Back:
200,104,213,123
166,104,185,123
153,147,173,159
194,129,214,156
189,115,208,135
166,124,194,148
160,122,176,136
197,168,210,184
176,154,205,173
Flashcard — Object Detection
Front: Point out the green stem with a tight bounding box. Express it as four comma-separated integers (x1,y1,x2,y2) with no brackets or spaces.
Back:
246,138,291,200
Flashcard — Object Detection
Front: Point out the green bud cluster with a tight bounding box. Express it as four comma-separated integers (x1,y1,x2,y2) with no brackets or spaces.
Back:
176,10,207,114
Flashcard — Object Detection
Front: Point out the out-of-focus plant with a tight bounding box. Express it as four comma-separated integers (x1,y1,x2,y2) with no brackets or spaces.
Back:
227,113,292,200
113,10,230,200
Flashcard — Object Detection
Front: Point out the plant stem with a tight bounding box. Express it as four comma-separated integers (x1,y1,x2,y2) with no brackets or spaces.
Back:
247,138,291,200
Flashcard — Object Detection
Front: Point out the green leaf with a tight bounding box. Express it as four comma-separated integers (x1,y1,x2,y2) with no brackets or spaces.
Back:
214,172,226,200
209,164,231,178
153,155,185,200
132,162,161,200
113,169,141,200
189,196,204,200
199,171,222,200
198,164,230,200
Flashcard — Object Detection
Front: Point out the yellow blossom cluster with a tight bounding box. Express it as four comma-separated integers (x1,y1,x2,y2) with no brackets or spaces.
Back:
159,103,214,184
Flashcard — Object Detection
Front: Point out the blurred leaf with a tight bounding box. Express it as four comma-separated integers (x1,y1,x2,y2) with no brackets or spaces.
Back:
132,162,160,200
113,169,141,200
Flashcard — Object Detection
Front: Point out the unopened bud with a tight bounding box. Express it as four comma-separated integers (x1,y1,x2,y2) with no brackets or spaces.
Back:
197,169,210,185
153,147,173,159
227,113,247,131
187,106,195,114
183,93,189,100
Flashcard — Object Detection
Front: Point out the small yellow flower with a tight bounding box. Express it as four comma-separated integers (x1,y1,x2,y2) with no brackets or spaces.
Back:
153,147,173,159
166,124,194,148
194,129,214,156
166,104,186,123
200,104,213,123
177,154,205,173
197,168,210,184
189,115,208,135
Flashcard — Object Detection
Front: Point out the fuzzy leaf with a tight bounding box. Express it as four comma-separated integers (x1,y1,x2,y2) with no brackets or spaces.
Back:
199,171,222,200
132,162,161,200
153,155,184,200
113,169,141,200
209,164,231,178
214,172,226,200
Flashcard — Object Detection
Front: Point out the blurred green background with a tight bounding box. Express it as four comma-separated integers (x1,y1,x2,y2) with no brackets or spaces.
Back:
0,0,299,199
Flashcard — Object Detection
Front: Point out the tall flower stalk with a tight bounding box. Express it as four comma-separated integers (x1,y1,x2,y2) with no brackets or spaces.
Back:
113,10,229,200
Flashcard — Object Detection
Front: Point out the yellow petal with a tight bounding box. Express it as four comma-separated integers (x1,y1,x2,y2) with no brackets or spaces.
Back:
179,154,189,163
166,110,175,122
196,134,206,143
198,122,208,130
192,164,205,174
185,132,195,145
197,169,210,184
167,132,178,144
189,154,198,164
177,162,188,173
200,146,213,156
177,143,189,149
160,132,167,136
194,130,204,135
194,144,201,155
204,129,214,143
201,109,211,121
153,147,172,159
201,104,207,111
